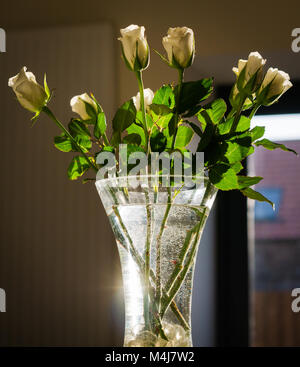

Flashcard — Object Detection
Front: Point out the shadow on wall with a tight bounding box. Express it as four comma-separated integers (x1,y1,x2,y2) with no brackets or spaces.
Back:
0,23,119,346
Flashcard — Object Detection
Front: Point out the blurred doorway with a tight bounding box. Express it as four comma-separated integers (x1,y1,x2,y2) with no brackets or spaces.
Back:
250,113,300,346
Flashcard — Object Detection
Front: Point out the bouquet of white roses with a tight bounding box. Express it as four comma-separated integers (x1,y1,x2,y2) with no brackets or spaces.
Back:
9,24,296,207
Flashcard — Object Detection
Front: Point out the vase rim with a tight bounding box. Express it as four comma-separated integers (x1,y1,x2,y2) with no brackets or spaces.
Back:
96,174,210,184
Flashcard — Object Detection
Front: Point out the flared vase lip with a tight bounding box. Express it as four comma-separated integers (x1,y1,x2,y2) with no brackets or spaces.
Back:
95,174,212,187
96,174,210,183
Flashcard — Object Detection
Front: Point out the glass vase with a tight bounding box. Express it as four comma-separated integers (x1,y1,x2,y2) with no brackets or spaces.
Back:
95,175,218,347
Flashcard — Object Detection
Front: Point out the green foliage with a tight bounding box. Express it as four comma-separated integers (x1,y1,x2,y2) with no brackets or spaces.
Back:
68,156,91,180
54,133,75,152
241,187,275,208
218,116,250,135
112,99,136,133
152,85,175,108
209,164,239,190
175,78,213,116
126,123,146,147
198,98,227,125
150,129,167,152
237,175,263,189
123,133,142,146
254,138,297,155
94,112,106,139
174,125,194,149
69,119,91,137
39,64,296,205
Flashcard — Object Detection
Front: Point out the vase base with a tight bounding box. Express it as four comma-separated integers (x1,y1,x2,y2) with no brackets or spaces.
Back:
125,322,192,347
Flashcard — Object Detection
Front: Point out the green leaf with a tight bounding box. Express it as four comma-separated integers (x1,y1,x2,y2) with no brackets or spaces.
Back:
82,100,97,120
176,78,213,116
231,161,243,173
168,115,177,136
75,135,92,152
150,129,167,152
218,116,250,135
123,133,142,146
94,112,106,139
224,140,254,164
110,131,121,147
249,126,265,141
237,175,263,189
126,123,146,147
152,85,175,108
254,138,298,155
69,119,91,137
202,98,227,124
197,113,215,151
90,93,103,114
174,125,194,148
150,103,172,116
44,74,50,99
112,99,136,133
54,134,75,152
68,156,90,180
209,163,239,190
102,146,115,153
185,120,202,137
31,110,42,126
54,133,91,153
241,187,275,209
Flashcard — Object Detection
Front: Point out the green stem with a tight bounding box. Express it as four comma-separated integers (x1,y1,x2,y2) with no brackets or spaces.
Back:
42,106,98,172
103,132,110,146
143,189,152,331
160,208,207,318
248,104,261,120
112,203,189,334
160,223,201,317
164,226,196,292
155,188,172,310
159,181,214,319
229,94,247,134
171,68,184,150
226,107,236,120
135,71,149,154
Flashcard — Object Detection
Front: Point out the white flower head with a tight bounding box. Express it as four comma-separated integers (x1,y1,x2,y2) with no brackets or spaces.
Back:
132,88,154,111
8,66,48,113
258,67,292,105
233,51,266,93
162,27,195,69
70,93,98,120
119,24,149,71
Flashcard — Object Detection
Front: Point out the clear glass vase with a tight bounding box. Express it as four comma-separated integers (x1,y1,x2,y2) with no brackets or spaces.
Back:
95,175,218,347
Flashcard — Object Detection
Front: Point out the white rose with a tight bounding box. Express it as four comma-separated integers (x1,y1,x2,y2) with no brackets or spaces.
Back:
8,66,48,113
162,27,195,69
232,51,266,91
119,25,149,71
70,93,98,120
258,67,292,105
133,88,154,111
